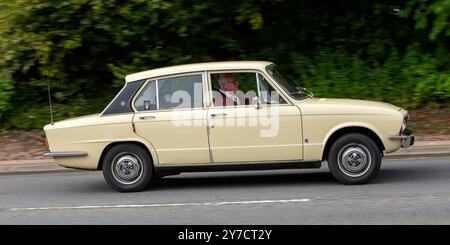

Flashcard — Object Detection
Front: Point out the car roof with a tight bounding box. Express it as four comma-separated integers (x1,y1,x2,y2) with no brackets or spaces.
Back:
125,61,273,83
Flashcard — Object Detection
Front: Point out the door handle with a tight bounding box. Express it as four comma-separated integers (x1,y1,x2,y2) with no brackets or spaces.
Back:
211,113,227,117
139,116,156,120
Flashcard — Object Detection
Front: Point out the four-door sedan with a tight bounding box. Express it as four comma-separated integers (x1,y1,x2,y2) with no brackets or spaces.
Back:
44,61,414,192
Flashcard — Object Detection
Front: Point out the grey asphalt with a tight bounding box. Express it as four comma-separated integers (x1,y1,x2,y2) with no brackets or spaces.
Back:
1,156,449,225
3,140,450,175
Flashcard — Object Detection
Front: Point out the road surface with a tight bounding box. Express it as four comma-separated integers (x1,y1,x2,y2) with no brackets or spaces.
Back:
1,156,449,224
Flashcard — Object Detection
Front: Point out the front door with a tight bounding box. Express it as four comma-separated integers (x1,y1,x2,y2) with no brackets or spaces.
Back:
207,71,303,163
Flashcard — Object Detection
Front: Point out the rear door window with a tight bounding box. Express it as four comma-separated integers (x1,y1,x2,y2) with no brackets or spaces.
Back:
134,74,203,111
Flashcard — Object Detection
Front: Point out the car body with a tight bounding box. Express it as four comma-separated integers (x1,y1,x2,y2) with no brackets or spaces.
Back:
44,61,414,192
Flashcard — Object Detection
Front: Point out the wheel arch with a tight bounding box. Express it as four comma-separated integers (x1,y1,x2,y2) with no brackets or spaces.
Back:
322,125,385,161
97,141,157,170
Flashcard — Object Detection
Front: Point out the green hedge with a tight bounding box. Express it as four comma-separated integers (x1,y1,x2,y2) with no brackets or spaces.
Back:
0,0,448,130
290,44,450,108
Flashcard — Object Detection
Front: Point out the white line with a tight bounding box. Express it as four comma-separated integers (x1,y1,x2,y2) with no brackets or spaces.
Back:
10,198,311,211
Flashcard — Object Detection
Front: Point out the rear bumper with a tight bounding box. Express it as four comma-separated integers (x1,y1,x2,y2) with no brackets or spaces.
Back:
44,151,88,157
389,135,415,148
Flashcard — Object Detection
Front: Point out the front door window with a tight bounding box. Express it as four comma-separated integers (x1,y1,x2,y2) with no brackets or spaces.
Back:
210,72,286,107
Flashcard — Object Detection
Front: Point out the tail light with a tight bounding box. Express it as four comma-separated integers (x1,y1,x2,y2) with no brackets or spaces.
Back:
43,138,49,149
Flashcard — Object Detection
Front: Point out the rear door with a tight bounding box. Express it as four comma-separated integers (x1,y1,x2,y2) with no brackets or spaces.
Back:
132,73,210,165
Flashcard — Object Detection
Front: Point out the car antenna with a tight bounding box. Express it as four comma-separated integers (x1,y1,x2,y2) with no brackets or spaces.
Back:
47,70,54,125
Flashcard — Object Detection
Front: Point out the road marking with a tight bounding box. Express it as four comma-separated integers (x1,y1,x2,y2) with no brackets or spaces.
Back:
9,198,311,211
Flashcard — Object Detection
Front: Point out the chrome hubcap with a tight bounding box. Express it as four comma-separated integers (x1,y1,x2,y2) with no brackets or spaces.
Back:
111,153,143,185
337,143,371,177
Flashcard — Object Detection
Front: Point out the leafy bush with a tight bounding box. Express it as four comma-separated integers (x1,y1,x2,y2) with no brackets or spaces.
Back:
0,0,448,129
290,44,450,108
0,70,13,120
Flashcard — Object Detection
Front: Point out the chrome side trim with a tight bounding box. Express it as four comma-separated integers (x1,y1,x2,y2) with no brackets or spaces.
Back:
44,151,88,157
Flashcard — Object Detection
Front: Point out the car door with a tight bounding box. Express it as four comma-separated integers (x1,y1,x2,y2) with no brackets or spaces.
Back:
132,73,211,165
207,71,303,163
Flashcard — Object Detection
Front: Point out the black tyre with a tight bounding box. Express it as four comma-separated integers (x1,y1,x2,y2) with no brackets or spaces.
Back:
102,144,153,192
328,133,381,184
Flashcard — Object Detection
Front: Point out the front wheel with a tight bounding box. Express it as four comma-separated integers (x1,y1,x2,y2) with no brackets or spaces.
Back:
328,133,381,184
102,144,153,192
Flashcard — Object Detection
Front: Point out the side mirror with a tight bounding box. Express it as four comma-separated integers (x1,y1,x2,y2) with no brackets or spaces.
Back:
252,96,262,110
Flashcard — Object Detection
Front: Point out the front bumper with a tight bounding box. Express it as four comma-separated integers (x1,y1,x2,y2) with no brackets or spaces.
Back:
389,135,415,148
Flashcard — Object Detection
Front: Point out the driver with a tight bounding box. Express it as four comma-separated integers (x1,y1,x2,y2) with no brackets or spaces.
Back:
214,73,241,106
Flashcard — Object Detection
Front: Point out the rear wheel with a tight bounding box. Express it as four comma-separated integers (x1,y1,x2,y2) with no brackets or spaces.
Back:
102,144,152,192
328,133,381,184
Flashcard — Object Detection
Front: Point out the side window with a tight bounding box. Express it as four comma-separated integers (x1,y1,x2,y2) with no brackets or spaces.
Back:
158,74,203,109
134,74,203,111
210,72,286,107
102,79,145,115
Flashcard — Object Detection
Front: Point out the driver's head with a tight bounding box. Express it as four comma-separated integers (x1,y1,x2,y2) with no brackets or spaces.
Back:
219,73,239,92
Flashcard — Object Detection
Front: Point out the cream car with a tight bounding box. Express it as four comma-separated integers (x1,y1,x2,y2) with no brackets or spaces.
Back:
44,61,414,192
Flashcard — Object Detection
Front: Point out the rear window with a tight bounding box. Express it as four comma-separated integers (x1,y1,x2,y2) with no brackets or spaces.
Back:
101,80,145,115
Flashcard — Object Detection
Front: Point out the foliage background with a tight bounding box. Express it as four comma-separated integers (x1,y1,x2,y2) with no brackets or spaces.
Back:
0,0,448,129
